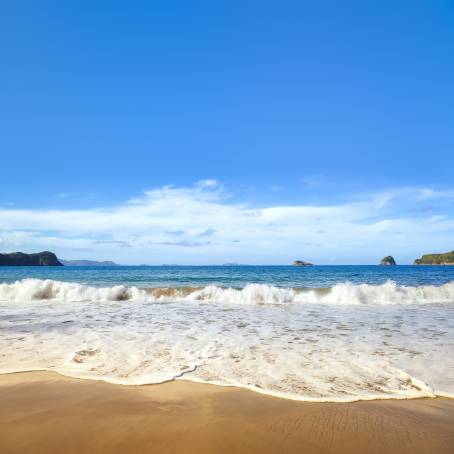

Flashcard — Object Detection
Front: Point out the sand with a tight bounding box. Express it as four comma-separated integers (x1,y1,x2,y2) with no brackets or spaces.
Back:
0,372,453,454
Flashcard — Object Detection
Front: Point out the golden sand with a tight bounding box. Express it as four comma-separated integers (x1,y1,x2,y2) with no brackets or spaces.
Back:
0,372,453,454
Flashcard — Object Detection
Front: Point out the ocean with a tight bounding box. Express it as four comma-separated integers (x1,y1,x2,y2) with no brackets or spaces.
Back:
1,265,453,402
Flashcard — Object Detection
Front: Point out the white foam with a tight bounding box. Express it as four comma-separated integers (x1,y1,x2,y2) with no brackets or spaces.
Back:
1,279,454,305
1,279,453,401
0,279,146,302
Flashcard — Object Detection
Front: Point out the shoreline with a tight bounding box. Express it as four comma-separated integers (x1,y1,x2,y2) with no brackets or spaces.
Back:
1,368,452,403
1,371,453,454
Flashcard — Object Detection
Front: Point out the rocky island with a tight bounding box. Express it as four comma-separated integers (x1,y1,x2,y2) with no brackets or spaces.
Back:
414,251,454,265
292,260,313,266
0,251,62,266
380,256,396,266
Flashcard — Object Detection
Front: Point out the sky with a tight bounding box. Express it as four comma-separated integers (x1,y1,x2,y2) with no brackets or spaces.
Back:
0,1,453,264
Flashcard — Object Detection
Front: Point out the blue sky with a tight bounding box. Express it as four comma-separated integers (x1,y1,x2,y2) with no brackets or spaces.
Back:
1,1,453,264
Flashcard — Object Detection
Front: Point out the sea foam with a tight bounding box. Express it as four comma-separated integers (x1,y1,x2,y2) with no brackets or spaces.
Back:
1,278,454,305
1,278,454,402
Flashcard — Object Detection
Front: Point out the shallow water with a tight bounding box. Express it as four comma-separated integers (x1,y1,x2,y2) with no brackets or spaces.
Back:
0,266,453,401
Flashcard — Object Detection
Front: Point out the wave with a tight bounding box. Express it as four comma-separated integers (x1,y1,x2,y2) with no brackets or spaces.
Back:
0,279,146,302
1,278,454,402
1,278,454,305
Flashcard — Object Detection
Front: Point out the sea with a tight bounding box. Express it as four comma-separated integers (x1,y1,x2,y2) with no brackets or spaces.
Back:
0,265,453,402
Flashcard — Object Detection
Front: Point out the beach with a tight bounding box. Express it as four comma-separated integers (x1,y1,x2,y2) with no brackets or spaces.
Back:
1,268,454,453
2,271,454,402
0,371,453,454
3,0,454,451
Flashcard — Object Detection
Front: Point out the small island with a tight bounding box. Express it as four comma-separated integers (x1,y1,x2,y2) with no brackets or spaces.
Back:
380,256,396,266
292,260,313,266
414,251,454,265
0,251,62,266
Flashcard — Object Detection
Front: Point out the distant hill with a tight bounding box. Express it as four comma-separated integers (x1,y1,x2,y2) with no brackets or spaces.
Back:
60,260,120,266
0,251,62,266
414,251,454,265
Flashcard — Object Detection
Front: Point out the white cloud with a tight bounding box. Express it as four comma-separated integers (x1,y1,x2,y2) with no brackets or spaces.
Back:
0,183,453,264
195,179,220,188
417,188,454,200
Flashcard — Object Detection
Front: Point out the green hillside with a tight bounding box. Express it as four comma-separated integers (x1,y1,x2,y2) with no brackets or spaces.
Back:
414,251,454,265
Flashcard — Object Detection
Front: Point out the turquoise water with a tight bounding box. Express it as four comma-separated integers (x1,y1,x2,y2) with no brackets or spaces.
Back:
0,265,453,288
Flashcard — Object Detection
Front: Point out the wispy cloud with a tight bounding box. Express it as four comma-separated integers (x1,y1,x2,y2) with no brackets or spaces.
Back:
416,188,454,200
197,228,216,237
196,179,220,188
92,240,132,248
152,240,212,248
164,230,186,236
0,182,453,264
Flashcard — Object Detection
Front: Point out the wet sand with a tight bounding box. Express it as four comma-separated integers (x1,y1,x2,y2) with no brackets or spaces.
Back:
0,372,453,454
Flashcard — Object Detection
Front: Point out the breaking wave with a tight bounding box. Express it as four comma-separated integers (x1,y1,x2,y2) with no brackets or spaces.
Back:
1,278,454,401
1,278,454,305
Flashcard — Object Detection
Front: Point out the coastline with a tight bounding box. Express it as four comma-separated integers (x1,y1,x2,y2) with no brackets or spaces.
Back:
1,372,453,454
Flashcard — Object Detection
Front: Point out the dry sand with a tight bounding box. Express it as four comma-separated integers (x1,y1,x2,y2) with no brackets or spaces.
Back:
0,371,453,454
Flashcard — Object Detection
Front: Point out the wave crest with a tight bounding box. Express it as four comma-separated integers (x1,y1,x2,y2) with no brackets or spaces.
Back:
1,279,453,305
0,279,145,302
